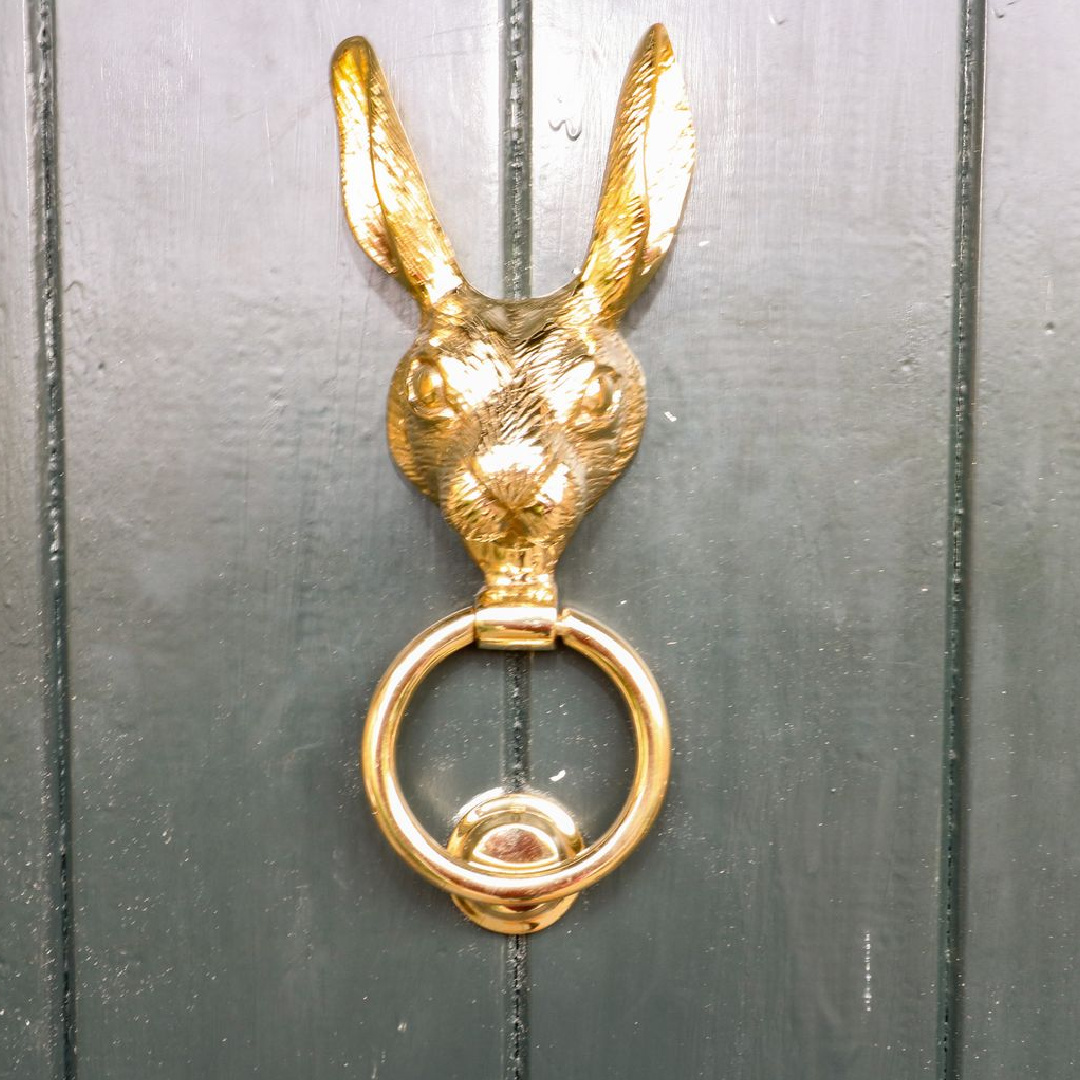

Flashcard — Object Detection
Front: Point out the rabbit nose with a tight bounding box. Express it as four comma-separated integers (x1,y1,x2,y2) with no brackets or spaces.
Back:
473,442,549,511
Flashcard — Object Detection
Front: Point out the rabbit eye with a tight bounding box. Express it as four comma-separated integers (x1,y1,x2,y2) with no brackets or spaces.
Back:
407,360,456,421
575,366,621,426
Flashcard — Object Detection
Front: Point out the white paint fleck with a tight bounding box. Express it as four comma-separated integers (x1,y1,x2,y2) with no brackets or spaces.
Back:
663,410,678,423
864,930,873,1012
397,1020,408,1033
549,769,566,783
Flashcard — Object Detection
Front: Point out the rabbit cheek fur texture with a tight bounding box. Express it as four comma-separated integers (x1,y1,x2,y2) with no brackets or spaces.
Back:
386,288,647,581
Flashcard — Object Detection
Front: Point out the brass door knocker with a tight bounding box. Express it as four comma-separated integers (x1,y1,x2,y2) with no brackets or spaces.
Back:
332,24,695,932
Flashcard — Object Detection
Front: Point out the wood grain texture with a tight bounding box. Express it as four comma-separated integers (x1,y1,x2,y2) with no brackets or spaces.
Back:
527,3,957,1077
0,6,61,1077
961,4,1080,1075
57,3,507,1077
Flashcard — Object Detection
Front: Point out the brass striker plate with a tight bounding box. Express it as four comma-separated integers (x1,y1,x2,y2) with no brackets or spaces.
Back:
446,790,585,933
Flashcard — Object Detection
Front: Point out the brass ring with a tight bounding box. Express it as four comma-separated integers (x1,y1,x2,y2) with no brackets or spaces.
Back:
362,608,670,907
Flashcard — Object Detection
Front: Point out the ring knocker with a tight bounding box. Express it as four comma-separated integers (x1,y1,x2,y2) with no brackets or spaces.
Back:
331,24,695,932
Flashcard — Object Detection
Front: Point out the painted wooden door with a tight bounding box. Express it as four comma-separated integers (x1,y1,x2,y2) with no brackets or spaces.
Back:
2,2,1076,1078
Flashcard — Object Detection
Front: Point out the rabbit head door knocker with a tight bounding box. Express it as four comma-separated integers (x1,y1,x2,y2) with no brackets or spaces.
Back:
332,24,695,932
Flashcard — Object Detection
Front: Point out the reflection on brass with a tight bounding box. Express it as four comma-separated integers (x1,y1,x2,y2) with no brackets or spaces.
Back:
447,790,585,933
332,24,694,613
332,25,694,931
363,609,670,928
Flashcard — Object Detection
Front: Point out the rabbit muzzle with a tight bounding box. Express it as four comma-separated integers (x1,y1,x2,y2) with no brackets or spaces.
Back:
440,433,586,552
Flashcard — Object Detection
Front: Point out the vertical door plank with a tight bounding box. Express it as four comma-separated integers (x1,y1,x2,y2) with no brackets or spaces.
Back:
962,5,1080,1075
528,3,957,1077
0,6,60,1078
58,3,506,1077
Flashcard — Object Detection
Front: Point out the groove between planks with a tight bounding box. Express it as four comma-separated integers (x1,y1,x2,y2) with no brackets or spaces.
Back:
28,0,78,1076
939,1,987,1078
502,1,533,1079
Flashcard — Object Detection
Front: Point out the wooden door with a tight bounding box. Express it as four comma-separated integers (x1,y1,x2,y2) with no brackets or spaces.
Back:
2,2,1076,1078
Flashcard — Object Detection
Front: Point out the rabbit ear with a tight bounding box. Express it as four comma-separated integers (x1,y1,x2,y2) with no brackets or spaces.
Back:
331,38,464,307
574,24,695,322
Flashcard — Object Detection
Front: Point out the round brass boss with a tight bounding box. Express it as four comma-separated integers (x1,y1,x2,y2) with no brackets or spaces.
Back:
361,608,670,928
446,789,585,933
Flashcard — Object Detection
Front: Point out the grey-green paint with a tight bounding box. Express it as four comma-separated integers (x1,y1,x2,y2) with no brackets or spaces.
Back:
4,1,1079,1078
0,2,62,1075
57,2,506,1077
961,3,1080,1075
527,3,955,1076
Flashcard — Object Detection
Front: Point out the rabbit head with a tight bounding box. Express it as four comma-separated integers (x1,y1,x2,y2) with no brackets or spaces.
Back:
331,26,694,606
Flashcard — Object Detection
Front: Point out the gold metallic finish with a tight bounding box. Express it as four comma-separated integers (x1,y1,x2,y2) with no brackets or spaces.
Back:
447,790,585,933
473,602,558,650
332,25,694,604
362,608,670,924
332,23,694,930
